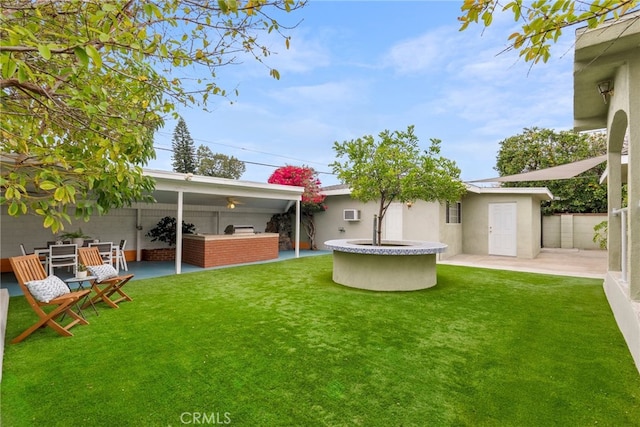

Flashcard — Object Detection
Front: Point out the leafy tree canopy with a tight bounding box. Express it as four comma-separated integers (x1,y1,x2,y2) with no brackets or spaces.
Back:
459,0,639,63
196,146,246,180
331,125,466,244
0,0,303,233
495,127,609,214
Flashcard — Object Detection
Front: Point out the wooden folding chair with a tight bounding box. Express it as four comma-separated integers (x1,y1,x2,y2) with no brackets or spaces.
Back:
9,254,90,344
78,247,134,309
88,242,114,267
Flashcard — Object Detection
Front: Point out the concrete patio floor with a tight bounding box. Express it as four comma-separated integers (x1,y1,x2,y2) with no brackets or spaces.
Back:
439,248,607,279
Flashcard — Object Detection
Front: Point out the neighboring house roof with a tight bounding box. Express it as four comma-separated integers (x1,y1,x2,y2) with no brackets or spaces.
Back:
321,182,553,200
321,184,351,196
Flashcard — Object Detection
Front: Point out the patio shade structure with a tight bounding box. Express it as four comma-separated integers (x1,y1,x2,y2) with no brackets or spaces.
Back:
470,154,608,183
141,169,305,275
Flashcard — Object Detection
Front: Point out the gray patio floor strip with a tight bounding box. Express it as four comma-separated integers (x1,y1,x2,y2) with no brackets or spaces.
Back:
0,250,331,297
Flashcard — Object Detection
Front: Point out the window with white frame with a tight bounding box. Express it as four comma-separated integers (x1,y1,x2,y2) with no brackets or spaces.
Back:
446,201,461,224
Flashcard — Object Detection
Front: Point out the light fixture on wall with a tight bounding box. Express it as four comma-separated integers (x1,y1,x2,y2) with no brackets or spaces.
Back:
406,201,413,209
597,80,614,104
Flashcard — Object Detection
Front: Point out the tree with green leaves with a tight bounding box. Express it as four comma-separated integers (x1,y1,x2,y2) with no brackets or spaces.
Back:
172,118,196,174
459,0,639,63
495,127,609,214
196,146,246,179
0,0,303,233
331,125,466,245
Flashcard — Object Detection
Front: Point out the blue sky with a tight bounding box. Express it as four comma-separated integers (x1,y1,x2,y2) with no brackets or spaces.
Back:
148,1,577,187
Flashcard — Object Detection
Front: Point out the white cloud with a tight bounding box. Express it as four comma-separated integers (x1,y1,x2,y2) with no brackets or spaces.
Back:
265,29,333,74
382,29,448,74
266,79,369,107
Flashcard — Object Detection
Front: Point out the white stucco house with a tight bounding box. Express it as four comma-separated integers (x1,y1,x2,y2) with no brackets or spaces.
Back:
573,12,640,372
314,184,553,260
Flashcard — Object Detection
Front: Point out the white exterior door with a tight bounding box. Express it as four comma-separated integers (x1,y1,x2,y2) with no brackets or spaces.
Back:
383,203,403,241
488,202,517,256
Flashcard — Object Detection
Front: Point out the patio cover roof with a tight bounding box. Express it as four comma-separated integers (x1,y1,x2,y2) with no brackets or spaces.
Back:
470,155,607,183
143,169,304,212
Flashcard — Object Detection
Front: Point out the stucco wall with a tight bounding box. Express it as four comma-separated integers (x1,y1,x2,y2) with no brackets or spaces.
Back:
314,196,442,247
315,195,380,248
439,203,463,260
542,215,561,248
314,195,461,257
462,193,543,259
542,214,607,249
402,201,441,242
531,198,542,257
1,204,140,258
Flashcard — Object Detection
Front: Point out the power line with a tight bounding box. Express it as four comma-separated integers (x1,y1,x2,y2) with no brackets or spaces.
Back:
153,145,335,175
155,131,331,169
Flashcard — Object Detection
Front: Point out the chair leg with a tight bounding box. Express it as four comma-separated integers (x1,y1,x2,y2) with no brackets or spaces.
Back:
105,285,133,305
84,283,120,309
115,249,128,271
11,300,88,344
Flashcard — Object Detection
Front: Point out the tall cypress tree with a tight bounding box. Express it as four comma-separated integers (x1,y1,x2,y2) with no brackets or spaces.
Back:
171,117,196,173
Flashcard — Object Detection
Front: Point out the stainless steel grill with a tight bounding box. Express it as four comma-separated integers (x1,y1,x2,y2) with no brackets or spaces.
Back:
224,224,255,235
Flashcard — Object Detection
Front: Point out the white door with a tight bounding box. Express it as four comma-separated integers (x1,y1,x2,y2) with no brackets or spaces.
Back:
383,203,403,241
488,203,517,256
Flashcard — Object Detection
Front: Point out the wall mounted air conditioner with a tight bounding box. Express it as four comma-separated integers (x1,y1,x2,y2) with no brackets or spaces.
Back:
343,209,361,221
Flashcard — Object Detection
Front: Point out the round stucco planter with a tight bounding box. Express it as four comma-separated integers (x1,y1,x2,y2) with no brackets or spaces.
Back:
324,239,448,291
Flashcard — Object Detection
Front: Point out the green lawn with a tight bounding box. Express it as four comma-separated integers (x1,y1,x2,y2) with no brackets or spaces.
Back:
2,255,639,426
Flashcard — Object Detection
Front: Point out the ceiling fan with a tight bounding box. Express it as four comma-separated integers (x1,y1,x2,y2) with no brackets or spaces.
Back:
226,197,243,209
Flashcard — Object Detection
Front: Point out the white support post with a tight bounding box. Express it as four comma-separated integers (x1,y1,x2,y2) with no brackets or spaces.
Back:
176,190,183,275
136,208,142,262
295,199,300,258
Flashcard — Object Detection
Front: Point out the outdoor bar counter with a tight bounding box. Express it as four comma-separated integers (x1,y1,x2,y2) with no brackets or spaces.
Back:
182,233,279,268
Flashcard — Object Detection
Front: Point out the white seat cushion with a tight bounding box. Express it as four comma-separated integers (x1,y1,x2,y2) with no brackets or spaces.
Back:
87,264,118,282
26,275,71,303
